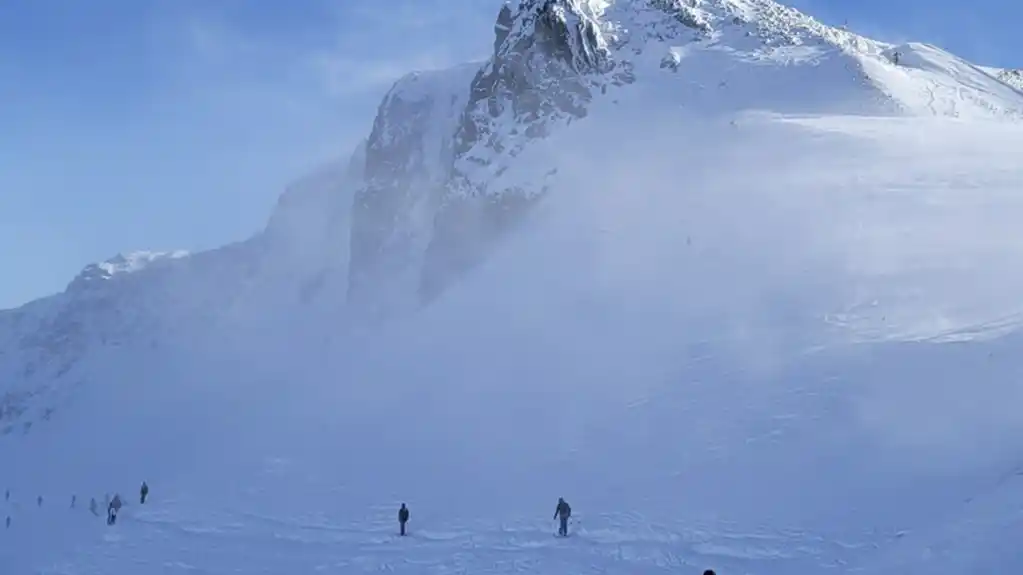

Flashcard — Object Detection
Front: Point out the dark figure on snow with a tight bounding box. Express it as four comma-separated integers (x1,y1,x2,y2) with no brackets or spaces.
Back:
37,495,43,507
553,497,572,536
140,481,149,504
703,570,716,575
71,495,76,508
107,494,122,525
398,503,410,536
89,497,99,516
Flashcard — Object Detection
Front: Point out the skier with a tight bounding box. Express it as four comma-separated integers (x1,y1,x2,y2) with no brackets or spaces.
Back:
71,494,76,509
37,495,43,507
140,481,149,504
89,497,98,516
398,503,410,536
553,497,572,536
107,494,122,525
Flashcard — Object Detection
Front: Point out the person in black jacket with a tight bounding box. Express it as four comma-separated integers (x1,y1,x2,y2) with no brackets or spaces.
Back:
398,503,409,536
553,497,571,536
140,481,149,504
107,494,122,525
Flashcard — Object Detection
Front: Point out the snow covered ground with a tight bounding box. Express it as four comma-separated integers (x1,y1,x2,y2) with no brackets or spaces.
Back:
5,0,1023,570
4,107,1023,573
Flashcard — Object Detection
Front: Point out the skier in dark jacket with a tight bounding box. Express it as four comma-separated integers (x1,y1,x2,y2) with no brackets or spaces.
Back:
107,494,122,525
140,481,149,504
553,497,571,536
398,503,409,536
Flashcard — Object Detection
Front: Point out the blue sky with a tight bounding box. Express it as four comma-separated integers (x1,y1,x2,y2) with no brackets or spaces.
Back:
0,0,1019,309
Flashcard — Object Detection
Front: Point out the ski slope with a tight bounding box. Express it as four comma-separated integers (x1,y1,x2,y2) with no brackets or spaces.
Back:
5,105,1023,573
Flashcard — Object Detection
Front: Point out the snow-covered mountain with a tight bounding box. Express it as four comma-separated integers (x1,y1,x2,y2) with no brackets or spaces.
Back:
359,0,1023,307
985,66,1023,91
4,0,1023,573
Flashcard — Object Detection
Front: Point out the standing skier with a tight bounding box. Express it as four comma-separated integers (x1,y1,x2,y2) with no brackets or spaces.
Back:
398,503,410,536
553,497,572,536
107,494,122,525
140,481,149,504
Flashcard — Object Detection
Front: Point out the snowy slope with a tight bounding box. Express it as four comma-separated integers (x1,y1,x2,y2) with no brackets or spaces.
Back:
4,0,1023,573
7,107,1023,575
868,43,1023,118
418,0,1023,302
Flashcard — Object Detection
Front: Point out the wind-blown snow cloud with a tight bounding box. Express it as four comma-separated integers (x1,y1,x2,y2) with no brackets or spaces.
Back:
0,0,501,310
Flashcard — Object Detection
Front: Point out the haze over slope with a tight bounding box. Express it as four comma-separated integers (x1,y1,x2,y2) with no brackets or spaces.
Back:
3,0,1023,573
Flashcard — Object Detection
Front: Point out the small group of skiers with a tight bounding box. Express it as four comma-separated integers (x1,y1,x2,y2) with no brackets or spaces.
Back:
4,491,717,572
2,481,150,529
106,481,149,525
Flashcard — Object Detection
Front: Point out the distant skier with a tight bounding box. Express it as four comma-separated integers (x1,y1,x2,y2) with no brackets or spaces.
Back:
37,495,43,507
71,494,76,509
140,481,149,504
553,497,572,536
398,503,410,536
89,497,98,516
107,494,122,525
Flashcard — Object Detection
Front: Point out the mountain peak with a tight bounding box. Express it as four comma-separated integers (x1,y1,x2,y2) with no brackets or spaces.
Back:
67,251,189,292
502,0,854,54
452,0,866,198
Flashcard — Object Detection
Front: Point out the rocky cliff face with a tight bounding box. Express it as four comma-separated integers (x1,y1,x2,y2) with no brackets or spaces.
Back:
420,0,635,302
995,69,1023,91
346,63,480,315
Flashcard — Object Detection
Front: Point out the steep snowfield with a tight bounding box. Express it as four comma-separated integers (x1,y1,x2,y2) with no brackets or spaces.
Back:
4,0,1023,572
867,43,1023,118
